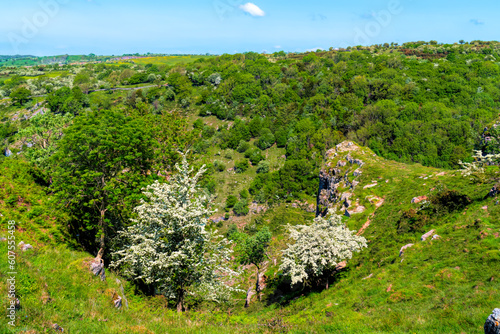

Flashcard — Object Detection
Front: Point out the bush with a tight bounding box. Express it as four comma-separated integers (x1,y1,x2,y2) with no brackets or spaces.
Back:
213,160,225,172
225,195,238,211
239,189,249,199
236,140,251,153
397,208,428,234
256,128,275,150
234,159,249,173
430,189,471,214
226,224,238,240
256,160,270,174
244,148,264,165
234,200,249,216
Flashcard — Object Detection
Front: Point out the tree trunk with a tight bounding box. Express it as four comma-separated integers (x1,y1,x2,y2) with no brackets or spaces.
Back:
255,265,260,293
244,287,252,308
99,209,106,251
176,289,184,313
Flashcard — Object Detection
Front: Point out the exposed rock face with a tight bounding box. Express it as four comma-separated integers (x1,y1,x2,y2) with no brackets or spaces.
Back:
90,248,106,281
18,241,33,252
411,196,428,204
114,295,122,308
485,308,500,334
421,229,435,241
488,184,500,198
399,244,414,257
316,142,364,216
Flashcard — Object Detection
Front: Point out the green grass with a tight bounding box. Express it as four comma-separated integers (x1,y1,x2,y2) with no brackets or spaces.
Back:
1,142,500,333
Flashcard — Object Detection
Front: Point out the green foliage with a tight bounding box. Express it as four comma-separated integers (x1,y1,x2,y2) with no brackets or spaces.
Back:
233,200,249,216
52,109,155,252
10,87,31,106
237,226,271,268
244,147,264,165
256,160,270,174
225,195,237,211
213,160,225,172
226,223,238,240
234,159,249,173
256,128,275,150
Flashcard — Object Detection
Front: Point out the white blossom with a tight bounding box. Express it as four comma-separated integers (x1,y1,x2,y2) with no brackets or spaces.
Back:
111,153,240,310
280,213,367,286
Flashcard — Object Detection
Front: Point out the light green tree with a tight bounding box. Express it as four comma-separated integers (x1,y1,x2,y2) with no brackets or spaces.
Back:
237,226,272,299
111,154,240,312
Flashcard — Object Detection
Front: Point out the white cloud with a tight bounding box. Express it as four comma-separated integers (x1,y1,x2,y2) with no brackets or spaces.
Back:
274,45,281,49
305,47,324,52
239,3,265,17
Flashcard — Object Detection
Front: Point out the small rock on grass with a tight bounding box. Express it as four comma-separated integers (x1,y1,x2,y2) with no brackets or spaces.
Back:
484,308,500,334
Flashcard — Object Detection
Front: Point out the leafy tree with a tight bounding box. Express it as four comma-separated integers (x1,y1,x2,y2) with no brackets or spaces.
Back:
280,213,367,289
233,200,249,216
256,160,270,174
225,195,238,211
234,159,249,173
111,155,240,312
256,128,275,150
10,87,31,106
237,227,272,298
52,110,155,254
46,87,72,113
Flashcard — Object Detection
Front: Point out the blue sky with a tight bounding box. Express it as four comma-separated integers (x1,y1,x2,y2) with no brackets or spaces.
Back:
0,0,498,56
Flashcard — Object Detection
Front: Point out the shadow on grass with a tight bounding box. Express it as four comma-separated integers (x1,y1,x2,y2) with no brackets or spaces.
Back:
264,267,352,307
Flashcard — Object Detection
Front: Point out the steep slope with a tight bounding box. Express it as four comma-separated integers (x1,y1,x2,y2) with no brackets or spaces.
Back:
254,141,500,332
1,142,500,333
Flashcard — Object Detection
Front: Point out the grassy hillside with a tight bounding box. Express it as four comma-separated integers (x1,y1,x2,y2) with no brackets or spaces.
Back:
1,141,499,333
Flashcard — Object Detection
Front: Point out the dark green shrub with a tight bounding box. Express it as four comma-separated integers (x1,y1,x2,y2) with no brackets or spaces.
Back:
256,160,270,174
234,200,249,216
234,159,249,173
429,189,471,214
213,160,225,172
225,195,238,211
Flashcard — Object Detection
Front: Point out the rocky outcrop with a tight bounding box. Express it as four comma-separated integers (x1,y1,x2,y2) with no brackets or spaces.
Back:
399,244,414,257
421,229,435,241
18,241,33,252
485,308,500,334
90,248,106,281
411,196,428,204
316,142,365,216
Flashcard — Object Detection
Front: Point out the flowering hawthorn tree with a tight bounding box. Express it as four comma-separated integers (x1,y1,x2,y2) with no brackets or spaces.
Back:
280,213,367,288
111,153,240,312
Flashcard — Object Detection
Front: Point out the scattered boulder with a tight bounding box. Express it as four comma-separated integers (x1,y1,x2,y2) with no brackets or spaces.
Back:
114,295,122,309
362,273,373,280
18,241,33,251
488,184,500,198
0,237,6,242
421,229,435,241
52,323,64,332
90,248,106,281
485,308,500,334
10,297,21,310
399,244,414,257
363,183,377,189
411,196,428,204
